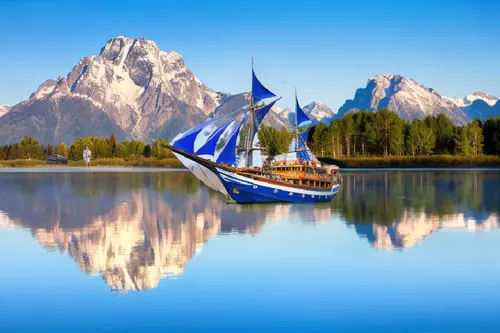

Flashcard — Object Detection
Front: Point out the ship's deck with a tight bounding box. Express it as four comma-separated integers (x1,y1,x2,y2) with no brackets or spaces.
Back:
237,161,341,190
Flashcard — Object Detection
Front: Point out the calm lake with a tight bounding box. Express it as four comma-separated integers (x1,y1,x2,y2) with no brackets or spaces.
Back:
1,169,499,332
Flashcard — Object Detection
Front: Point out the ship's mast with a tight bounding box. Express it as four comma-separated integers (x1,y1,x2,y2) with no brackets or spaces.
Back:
294,88,300,154
246,57,255,168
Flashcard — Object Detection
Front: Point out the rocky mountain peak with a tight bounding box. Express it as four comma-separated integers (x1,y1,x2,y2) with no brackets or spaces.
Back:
302,101,335,120
444,91,498,108
0,36,223,144
336,74,470,125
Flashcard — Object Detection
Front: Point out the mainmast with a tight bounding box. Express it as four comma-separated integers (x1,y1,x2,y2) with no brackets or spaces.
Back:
245,58,279,168
246,57,255,168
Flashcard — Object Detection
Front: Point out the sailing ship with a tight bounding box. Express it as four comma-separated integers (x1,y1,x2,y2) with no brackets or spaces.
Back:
166,61,341,204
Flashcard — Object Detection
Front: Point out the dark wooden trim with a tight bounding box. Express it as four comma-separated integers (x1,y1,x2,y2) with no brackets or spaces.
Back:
166,145,336,191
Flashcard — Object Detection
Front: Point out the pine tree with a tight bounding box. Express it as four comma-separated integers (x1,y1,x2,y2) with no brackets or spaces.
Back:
55,143,68,157
45,144,54,156
20,136,42,159
108,133,118,157
143,144,152,157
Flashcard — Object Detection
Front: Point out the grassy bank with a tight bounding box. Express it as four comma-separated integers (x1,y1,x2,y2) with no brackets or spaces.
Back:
3,155,500,169
319,155,500,168
0,157,185,168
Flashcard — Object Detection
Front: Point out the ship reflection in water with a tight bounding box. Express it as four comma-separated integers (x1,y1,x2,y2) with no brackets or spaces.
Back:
0,170,499,294
0,171,336,292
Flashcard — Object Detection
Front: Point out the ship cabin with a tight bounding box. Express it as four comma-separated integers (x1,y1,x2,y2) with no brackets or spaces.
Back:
238,159,341,190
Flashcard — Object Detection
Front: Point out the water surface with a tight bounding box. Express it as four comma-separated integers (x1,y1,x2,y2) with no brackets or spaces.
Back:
0,169,499,332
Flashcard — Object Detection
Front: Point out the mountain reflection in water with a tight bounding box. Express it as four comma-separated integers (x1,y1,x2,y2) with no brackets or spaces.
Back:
0,171,333,292
0,170,499,292
332,170,500,249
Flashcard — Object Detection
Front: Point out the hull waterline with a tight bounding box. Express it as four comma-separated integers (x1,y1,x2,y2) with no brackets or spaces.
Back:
170,146,340,204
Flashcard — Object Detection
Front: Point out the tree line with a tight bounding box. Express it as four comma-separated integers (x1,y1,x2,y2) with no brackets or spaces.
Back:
259,110,500,158
0,133,174,161
2,110,500,161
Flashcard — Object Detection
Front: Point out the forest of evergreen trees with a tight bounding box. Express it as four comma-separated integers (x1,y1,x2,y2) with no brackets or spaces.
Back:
260,110,500,158
0,133,173,161
1,109,500,163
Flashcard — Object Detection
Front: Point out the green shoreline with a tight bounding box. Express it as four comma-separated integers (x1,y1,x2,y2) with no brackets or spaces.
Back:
0,157,184,168
2,155,500,169
319,155,500,168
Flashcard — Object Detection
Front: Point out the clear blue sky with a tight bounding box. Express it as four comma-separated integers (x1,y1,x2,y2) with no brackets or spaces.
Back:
1,0,499,111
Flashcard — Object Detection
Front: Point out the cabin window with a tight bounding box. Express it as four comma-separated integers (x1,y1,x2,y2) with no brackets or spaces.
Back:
252,185,258,189
232,188,240,194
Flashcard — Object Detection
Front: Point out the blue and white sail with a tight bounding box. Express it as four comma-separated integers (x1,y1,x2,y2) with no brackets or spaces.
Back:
296,126,316,162
171,107,247,154
295,94,312,128
216,116,248,166
252,69,276,102
171,117,221,154
196,119,236,158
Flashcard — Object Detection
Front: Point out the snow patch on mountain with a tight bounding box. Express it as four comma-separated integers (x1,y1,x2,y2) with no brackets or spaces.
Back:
444,92,498,108
0,105,11,118
302,101,335,120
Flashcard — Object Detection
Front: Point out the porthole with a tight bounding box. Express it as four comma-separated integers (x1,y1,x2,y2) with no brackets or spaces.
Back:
253,185,258,189
289,192,293,196
232,188,240,194
311,195,315,198
273,189,278,193
302,194,305,198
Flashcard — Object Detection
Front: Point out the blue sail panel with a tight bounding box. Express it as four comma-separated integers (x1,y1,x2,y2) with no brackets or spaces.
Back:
298,126,311,147
196,120,235,156
216,120,245,166
172,117,222,154
254,101,276,127
296,96,311,127
296,125,313,161
246,100,278,153
252,70,276,101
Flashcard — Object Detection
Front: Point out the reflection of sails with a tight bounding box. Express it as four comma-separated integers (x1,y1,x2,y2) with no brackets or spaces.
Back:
354,210,500,250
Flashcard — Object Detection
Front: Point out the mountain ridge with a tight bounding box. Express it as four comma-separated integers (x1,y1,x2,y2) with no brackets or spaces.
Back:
1,37,499,145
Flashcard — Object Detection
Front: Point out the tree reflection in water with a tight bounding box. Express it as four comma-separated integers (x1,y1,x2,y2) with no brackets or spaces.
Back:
0,170,498,290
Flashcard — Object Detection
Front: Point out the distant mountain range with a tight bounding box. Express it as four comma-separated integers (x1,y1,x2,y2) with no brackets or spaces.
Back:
333,74,499,125
0,37,498,145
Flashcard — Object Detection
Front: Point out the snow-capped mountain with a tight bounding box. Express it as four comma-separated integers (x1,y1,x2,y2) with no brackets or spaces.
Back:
0,36,224,145
335,74,471,125
0,105,10,118
278,101,334,127
444,92,500,120
302,101,335,120
443,92,498,108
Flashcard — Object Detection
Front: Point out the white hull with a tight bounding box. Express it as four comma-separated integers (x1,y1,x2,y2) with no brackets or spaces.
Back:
173,153,229,196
